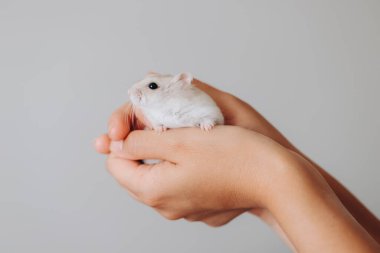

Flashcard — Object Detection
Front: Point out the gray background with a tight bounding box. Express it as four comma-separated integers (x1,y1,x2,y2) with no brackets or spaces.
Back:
1,0,379,252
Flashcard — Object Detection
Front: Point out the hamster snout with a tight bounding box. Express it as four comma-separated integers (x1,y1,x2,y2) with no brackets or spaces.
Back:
128,88,142,104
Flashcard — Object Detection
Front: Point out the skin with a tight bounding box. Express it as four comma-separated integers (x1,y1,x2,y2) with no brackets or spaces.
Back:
94,78,380,252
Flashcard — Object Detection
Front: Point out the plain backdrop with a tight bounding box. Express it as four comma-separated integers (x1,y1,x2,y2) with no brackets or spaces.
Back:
1,0,379,252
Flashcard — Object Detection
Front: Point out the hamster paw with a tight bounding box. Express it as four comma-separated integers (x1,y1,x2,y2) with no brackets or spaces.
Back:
153,125,167,134
199,120,215,131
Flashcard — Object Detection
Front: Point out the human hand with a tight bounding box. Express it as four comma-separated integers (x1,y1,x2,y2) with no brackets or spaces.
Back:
102,126,380,253
94,75,292,227
94,75,380,251
105,126,291,225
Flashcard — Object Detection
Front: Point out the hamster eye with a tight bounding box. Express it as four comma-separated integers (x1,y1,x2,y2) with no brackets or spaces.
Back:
148,82,159,90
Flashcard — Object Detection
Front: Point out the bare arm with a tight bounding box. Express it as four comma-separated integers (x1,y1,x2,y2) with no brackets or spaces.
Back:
95,77,380,251
100,125,380,252
192,79,380,243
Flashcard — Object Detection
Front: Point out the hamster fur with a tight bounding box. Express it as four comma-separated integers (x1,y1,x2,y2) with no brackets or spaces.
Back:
128,72,224,164
128,72,224,131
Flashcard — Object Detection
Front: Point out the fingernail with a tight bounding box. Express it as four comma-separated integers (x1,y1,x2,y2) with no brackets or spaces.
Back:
110,141,123,152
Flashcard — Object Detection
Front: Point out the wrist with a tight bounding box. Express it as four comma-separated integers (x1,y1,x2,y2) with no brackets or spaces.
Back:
237,133,302,209
258,149,308,208
263,150,330,210
243,141,331,210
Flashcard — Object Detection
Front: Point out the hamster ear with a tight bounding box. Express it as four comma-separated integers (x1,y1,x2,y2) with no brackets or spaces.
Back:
172,72,193,85
146,70,159,77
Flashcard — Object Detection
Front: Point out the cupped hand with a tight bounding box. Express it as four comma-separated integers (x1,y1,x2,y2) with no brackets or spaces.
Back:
93,75,292,227
106,126,290,225
94,75,380,252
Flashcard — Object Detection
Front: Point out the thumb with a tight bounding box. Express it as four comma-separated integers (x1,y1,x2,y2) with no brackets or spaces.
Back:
110,129,185,162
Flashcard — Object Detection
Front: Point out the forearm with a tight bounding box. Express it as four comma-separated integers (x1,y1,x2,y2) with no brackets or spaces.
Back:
245,106,380,242
300,155,380,243
186,79,379,242
265,154,380,252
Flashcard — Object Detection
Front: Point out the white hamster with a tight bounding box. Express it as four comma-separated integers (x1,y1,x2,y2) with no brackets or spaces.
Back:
128,72,224,132
128,72,224,164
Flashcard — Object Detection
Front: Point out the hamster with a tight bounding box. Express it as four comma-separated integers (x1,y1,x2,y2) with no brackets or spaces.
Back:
128,72,224,164
128,72,224,132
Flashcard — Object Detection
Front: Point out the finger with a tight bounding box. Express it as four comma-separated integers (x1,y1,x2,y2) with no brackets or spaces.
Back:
108,103,132,140
185,208,247,222
110,128,195,162
193,78,234,109
202,209,248,227
108,103,147,141
107,155,178,207
192,79,236,121
106,154,151,195
192,78,224,97
185,210,221,222
94,134,111,154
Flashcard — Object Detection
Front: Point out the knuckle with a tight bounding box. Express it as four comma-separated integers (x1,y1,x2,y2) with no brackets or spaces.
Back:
206,223,220,228
161,211,182,221
140,190,161,208
185,216,198,222
205,220,223,227
136,169,166,208
204,216,232,227
143,196,160,208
